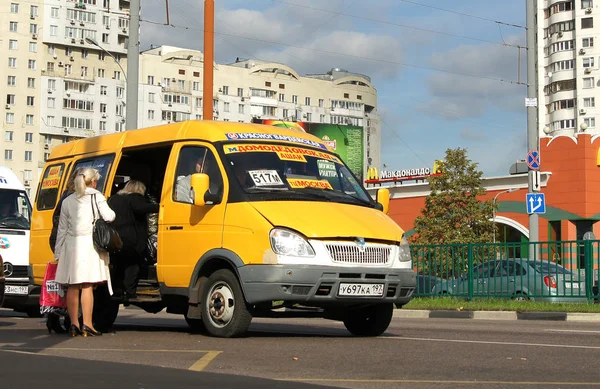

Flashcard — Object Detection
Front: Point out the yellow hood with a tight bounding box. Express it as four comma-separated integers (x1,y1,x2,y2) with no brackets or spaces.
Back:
250,201,403,242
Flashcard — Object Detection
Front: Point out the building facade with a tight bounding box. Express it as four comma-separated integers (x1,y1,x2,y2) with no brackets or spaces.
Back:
1,0,131,196
137,46,382,179
537,0,598,137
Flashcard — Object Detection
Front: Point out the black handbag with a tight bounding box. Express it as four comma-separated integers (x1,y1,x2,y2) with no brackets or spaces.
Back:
91,194,123,253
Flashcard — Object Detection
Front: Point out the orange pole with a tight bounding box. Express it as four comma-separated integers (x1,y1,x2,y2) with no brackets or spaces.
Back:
203,0,215,121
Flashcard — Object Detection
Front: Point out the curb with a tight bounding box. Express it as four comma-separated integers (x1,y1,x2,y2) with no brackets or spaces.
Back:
393,309,600,322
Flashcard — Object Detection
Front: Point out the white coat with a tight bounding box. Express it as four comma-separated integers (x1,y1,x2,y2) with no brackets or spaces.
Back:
54,187,116,294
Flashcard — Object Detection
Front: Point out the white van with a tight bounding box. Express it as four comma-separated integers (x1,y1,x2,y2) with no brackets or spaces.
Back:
0,167,36,316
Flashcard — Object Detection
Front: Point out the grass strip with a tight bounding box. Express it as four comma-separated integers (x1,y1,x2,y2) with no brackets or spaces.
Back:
403,297,600,313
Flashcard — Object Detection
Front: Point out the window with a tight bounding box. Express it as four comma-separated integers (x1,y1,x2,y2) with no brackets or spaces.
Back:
8,58,16,68
47,62,55,72
24,170,32,181
99,121,106,132
193,71,200,77
98,69,105,78
10,3,19,13
237,88,243,97
36,164,66,211
292,95,298,104
584,97,595,107
25,151,32,161
306,113,312,122
47,116,55,126
116,87,124,98
148,75,154,85
319,99,324,107
305,97,311,106
6,95,15,105
30,5,38,17
28,59,36,70
64,64,72,76
582,0,593,8
173,146,223,204
27,78,35,88
195,98,202,108
265,81,271,87
6,113,14,124
583,37,594,48
357,95,362,100
9,40,17,50
320,114,325,123
99,52,105,61
5,150,13,161
283,108,289,118
583,57,595,68
114,71,121,80
238,104,244,114
100,86,107,95
48,79,56,90
47,98,55,108
344,93,350,98
100,103,107,113
193,82,200,91
25,132,33,142
116,104,123,116
178,80,185,89
66,47,73,57
148,110,155,120
279,93,285,102
81,66,88,77
7,76,16,86
583,77,595,88
179,69,185,75
26,96,34,106
10,22,18,32
582,17,594,29
584,117,596,128
44,153,50,161
222,86,229,95
29,24,37,34
5,131,13,141
82,49,89,59
102,33,109,44
51,7,59,18
224,102,230,112
50,25,58,36
279,84,285,89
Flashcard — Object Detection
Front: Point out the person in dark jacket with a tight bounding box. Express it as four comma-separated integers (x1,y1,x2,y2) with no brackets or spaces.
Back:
46,168,80,334
107,180,159,303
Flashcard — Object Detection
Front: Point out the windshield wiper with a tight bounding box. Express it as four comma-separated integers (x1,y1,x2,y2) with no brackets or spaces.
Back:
246,187,332,201
301,188,374,207
0,221,28,229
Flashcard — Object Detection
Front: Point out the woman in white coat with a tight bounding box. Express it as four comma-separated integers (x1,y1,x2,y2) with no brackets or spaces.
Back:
54,167,116,337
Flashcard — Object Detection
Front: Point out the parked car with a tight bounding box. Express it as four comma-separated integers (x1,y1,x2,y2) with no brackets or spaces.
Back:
432,258,586,303
0,254,5,307
415,274,443,296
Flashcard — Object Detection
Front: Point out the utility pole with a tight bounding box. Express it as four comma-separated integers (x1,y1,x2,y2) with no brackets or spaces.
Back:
203,0,215,121
526,0,539,257
126,0,140,130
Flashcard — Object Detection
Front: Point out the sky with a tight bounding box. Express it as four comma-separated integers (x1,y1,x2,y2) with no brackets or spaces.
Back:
139,0,529,177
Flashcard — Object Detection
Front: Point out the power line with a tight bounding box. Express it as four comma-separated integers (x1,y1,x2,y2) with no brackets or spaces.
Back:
269,0,524,49
397,0,526,29
139,19,526,86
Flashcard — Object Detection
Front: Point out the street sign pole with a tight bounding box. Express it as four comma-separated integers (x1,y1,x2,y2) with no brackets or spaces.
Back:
526,0,539,260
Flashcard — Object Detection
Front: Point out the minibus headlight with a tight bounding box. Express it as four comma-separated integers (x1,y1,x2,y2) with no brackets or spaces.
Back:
269,228,315,257
398,236,412,262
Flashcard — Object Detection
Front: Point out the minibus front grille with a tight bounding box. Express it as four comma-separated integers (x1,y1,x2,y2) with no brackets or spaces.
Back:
325,243,392,265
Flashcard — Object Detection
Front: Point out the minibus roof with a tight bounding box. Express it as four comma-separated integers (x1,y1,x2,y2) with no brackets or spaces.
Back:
48,120,333,160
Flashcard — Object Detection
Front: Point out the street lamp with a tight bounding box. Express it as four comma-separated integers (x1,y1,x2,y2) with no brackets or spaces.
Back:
84,37,126,81
493,188,518,243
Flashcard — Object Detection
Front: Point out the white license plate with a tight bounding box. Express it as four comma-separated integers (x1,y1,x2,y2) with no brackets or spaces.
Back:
567,282,580,289
5,285,28,295
338,283,384,297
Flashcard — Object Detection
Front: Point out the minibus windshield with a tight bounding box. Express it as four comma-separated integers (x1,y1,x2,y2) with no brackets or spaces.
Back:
0,189,31,230
222,143,374,207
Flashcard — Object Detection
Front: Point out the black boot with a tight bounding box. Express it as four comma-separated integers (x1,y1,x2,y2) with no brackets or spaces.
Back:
46,313,67,334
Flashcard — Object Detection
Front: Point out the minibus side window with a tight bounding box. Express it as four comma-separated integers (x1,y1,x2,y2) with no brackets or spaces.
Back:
36,164,65,211
173,146,223,204
71,154,115,194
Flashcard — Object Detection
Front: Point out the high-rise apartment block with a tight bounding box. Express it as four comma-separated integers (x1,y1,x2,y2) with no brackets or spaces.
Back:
537,0,598,137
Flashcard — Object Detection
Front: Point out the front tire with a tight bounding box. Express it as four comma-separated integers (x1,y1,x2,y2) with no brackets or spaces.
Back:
201,269,252,338
343,303,393,337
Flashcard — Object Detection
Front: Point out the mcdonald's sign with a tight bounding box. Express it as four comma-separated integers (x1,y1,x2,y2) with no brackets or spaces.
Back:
365,160,444,185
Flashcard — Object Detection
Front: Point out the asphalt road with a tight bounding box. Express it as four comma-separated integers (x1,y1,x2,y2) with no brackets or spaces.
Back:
1,307,600,389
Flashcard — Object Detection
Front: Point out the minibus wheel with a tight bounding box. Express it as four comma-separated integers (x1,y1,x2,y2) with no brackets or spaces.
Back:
201,269,252,338
343,303,393,337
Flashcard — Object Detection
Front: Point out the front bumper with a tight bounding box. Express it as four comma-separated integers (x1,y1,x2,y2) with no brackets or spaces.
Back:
2,265,40,309
238,265,416,306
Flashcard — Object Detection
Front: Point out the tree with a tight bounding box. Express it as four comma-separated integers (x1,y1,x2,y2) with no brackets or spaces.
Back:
411,147,495,246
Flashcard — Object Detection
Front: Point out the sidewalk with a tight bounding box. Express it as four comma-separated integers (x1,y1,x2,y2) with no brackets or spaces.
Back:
393,309,600,322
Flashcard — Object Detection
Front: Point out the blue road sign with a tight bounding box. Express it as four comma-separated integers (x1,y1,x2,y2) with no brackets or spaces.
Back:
526,150,540,170
526,193,546,214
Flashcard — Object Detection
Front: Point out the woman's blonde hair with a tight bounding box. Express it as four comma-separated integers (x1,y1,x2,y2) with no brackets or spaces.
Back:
118,179,146,196
74,167,101,198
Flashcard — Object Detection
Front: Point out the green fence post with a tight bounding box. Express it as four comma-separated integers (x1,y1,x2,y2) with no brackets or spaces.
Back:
585,240,593,303
468,244,474,302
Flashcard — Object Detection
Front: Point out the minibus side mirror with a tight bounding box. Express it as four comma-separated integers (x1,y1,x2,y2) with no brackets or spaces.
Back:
376,188,390,214
190,173,210,206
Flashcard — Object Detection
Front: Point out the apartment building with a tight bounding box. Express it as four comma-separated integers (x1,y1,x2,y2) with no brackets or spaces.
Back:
537,0,599,137
138,46,382,177
1,0,131,196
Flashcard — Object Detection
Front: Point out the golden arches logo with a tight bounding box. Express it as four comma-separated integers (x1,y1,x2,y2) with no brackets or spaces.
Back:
433,160,444,175
366,167,379,180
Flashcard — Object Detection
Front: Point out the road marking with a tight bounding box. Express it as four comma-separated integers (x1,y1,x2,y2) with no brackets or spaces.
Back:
282,378,599,386
384,336,600,350
545,329,600,334
188,351,222,372
0,346,216,353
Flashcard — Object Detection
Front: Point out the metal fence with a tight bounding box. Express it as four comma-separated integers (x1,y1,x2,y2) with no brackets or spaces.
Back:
410,240,600,303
